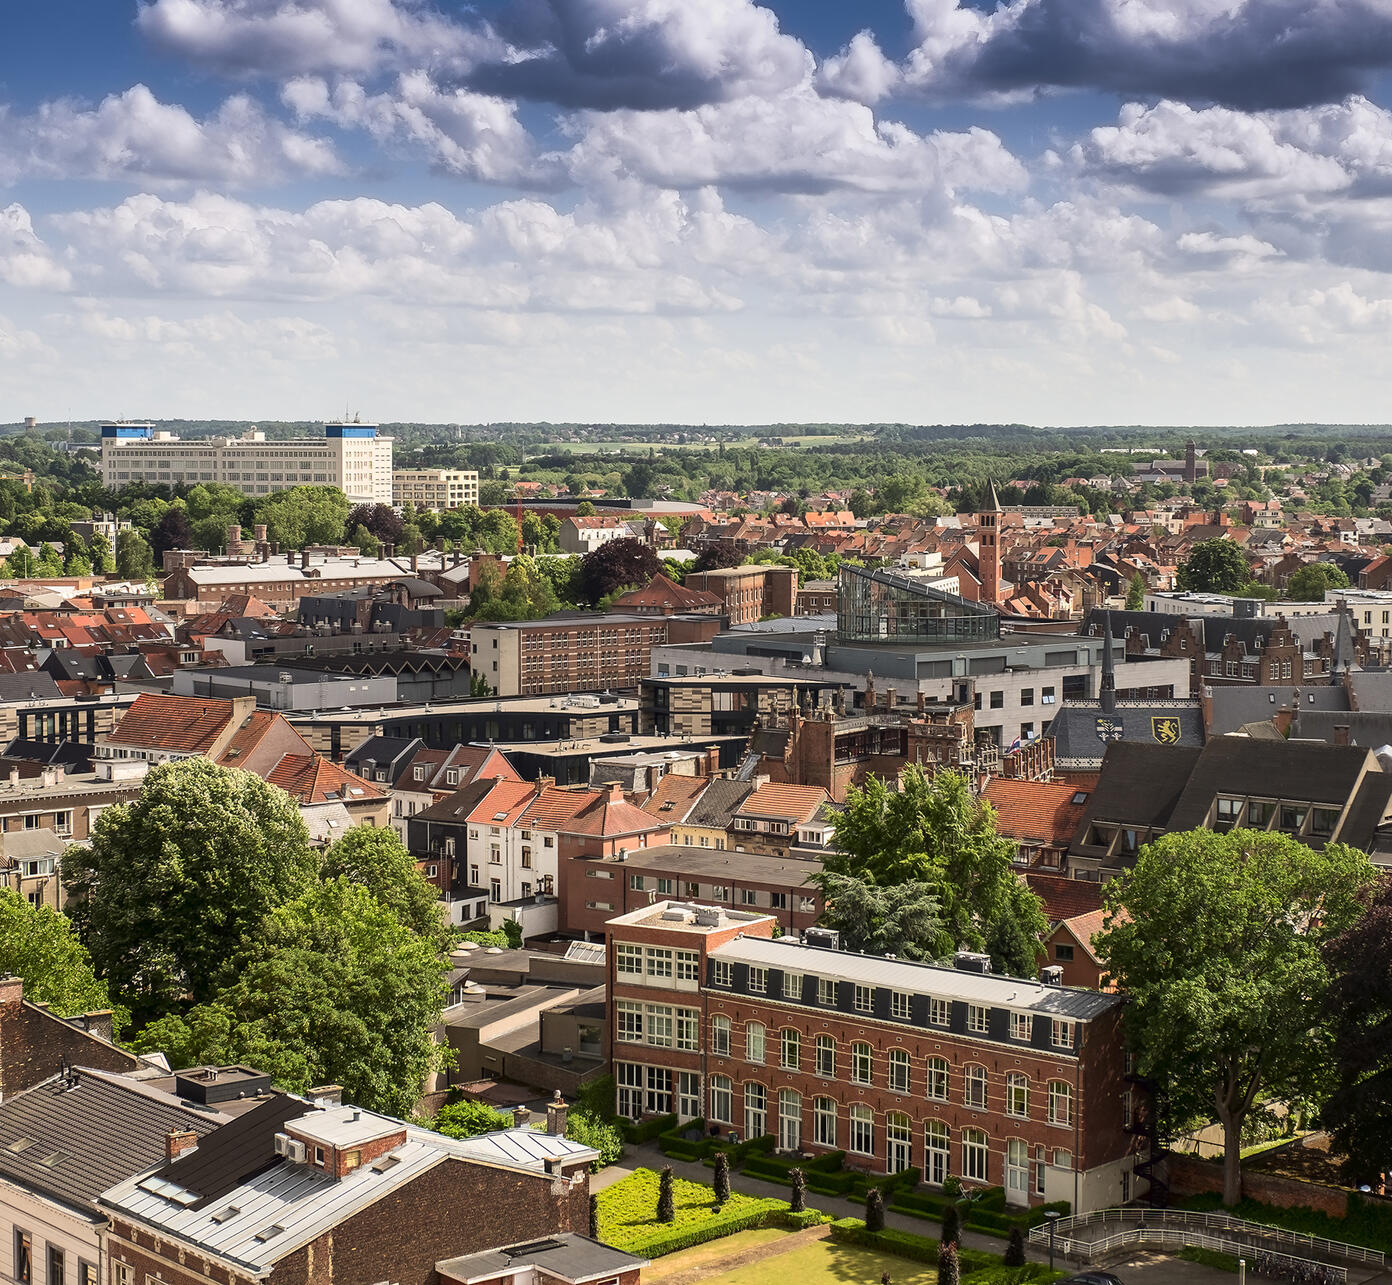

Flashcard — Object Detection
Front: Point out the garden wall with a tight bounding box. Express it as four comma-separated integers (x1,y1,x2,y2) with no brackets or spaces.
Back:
1168,1155,1348,1217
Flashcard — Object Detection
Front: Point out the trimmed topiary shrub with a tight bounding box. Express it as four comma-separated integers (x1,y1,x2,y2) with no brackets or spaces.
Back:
942,1203,962,1247
937,1242,961,1285
714,1150,731,1204
657,1166,676,1224
790,1167,807,1214
866,1187,886,1233
1004,1227,1026,1267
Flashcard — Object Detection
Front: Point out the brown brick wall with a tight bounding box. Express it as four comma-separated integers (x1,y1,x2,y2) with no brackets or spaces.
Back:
1167,1154,1351,1218
0,997,143,1100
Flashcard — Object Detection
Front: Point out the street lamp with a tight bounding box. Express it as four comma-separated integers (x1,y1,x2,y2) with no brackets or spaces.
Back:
1044,1210,1062,1272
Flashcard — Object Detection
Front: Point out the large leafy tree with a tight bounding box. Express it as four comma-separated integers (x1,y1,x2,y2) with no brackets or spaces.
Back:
321,825,453,953
115,529,155,579
820,767,1047,974
1176,538,1252,593
1096,829,1374,1205
64,759,317,1013
254,486,350,549
812,875,944,960
578,537,663,604
0,891,119,1028
1286,562,1350,602
131,880,448,1116
1322,876,1392,1186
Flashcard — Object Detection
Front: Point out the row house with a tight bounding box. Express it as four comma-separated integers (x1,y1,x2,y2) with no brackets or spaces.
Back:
605,903,1138,1213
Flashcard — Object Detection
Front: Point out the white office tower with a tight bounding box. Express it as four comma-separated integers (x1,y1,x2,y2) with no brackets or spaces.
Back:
99,422,394,504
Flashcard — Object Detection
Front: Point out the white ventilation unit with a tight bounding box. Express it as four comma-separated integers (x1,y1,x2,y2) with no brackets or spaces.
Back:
273,1133,307,1163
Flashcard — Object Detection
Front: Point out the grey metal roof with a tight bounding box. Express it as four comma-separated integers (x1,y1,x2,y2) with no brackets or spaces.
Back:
438,1233,647,1284
1047,699,1204,768
1206,685,1348,736
711,935,1120,1019
619,843,819,885
0,1068,224,1217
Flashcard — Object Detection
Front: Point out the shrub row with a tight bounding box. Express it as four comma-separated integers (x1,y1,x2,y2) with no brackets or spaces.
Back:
622,1203,824,1258
621,1113,678,1145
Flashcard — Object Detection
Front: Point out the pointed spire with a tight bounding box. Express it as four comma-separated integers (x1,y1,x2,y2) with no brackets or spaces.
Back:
986,478,1001,512
1332,599,1358,674
1100,609,1117,715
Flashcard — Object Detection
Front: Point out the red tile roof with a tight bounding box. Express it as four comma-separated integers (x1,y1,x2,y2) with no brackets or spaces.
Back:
736,782,828,823
108,694,236,754
467,779,538,827
983,779,1090,847
563,789,669,838
266,754,382,805
1024,872,1104,923
641,774,709,822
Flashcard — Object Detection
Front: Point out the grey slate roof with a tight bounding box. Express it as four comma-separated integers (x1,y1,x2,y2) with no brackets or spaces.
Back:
0,670,63,701
0,1068,224,1217
1047,700,1204,768
438,1233,647,1284
683,778,753,829
1292,709,1392,748
1206,685,1348,736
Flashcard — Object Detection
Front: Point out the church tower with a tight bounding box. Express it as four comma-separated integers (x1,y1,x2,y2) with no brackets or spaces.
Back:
978,480,1001,606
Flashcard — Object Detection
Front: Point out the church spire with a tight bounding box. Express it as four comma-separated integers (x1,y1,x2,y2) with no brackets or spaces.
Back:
1100,609,1117,715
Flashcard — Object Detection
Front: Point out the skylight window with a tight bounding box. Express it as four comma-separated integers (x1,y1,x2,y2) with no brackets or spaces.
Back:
4,1137,35,1154
210,1205,241,1224
253,1224,285,1242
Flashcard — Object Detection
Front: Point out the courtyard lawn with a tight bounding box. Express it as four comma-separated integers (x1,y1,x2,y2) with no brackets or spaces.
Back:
641,1230,791,1282
596,1168,789,1256
700,1238,938,1285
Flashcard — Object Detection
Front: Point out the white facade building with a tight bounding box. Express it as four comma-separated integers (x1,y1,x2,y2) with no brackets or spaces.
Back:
100,423,393,504
392,468,480,510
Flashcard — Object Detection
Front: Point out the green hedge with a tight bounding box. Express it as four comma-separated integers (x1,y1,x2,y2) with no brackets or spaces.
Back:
621,1113,678,1145
623,1206,781,1257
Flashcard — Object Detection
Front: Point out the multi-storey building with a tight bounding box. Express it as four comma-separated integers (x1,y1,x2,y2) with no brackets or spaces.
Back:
470,613,721,697
393,468,480,510
683,565,798,626
100,422,393,503
606,902,1138,1213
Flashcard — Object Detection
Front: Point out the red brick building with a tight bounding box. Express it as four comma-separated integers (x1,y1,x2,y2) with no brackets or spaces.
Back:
682,566,797,627
605,902,1139,1213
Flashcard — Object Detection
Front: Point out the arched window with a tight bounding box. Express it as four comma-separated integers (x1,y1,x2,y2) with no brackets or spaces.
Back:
887,1048,911,1093
746,1021,766,1065
926,1057,949,1101
886,1111,912,1173
814,1097,837,1147
924,1120,950,1185
849,1103,874,1155
815,1034,836,1077
962,1127,989,1183
1048,1080,1074,1127
1006,1072,1029,1118
709,1075,732,1123
851,1042,873,1085
781,1028,801,1070
711,1015,731,1057
745,1082,767,1136
964,1063,988,1109
778,1089,802,1151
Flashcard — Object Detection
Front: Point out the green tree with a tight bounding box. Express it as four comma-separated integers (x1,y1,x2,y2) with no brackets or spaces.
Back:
789,1167,806,1214
1286,562,1350,601
64,759,317,1013
713,1150,731,1203
575,499,597,516
812,875,944,961
1125,572,1146,610
254,486,350,549
0,890,119,1029
132,879,448,1116
1,547,37,578
1176,538,1252,593
115,529,155,579
823,768,1047,971
349,523,381,557
431,1098,514,1138
1322,876,1392,1186
88,530,115,574
657,1166,676,1223
1096,828,1374,1205
865,1186,885,1232
321,825,453,953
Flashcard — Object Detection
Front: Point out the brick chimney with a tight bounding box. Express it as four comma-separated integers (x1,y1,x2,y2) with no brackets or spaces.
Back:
310,1084,343,1106
546,1091,569,1136
165,1128,199,1162
0,975,22,1008
513,1106,532,1129
1334,724,1351,746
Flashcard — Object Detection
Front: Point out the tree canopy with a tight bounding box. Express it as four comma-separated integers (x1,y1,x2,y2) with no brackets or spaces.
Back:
0,890,118,1029
1096,828,1374,1205
578,537,663,604
818,767,1047,974
64,758,318,1013
321,825,453,953
131,879,448,1116
1321,875,1392,1186
1176,538,1253,593
1285,561,1349,601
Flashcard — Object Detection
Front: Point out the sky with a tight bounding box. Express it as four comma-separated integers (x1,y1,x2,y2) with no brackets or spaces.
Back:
7,2,1392,427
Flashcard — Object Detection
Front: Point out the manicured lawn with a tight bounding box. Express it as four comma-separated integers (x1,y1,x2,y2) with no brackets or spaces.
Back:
596,1168,787,1254
641,1229,790,1282
699,1238,938,1285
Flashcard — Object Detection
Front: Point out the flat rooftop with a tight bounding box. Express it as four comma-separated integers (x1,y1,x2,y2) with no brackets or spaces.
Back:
484,734,746,758
616,845,821,884
606,900,775,935
288,694,639,725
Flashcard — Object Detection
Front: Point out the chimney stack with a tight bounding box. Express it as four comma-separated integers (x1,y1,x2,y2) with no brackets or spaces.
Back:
1334,724,1351,747
310,1084,343,1106
0,975,22,1007
165,1129,199,1162
513,1106,532,1129
546,1090,569,1136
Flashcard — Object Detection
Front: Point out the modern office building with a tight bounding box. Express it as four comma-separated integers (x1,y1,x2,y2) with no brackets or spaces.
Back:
100,422,393,503
392,468,480,510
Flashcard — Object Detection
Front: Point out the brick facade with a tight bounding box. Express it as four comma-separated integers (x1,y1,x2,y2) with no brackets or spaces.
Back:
0,978,141,1100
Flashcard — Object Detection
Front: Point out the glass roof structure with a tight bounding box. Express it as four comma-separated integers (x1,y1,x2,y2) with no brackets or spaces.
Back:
836,564,999,647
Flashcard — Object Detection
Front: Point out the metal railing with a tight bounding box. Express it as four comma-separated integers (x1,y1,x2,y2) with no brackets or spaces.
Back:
1028,1226,1347,1284
1027,1207,1383,1269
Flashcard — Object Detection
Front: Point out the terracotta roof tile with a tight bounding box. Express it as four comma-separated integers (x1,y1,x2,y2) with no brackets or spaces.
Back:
736,782,828,823
641,774,709,823
467,779,538,827
266,754,383,805
983,779,1091,846
1024,872,1104,923
108,693,236,754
